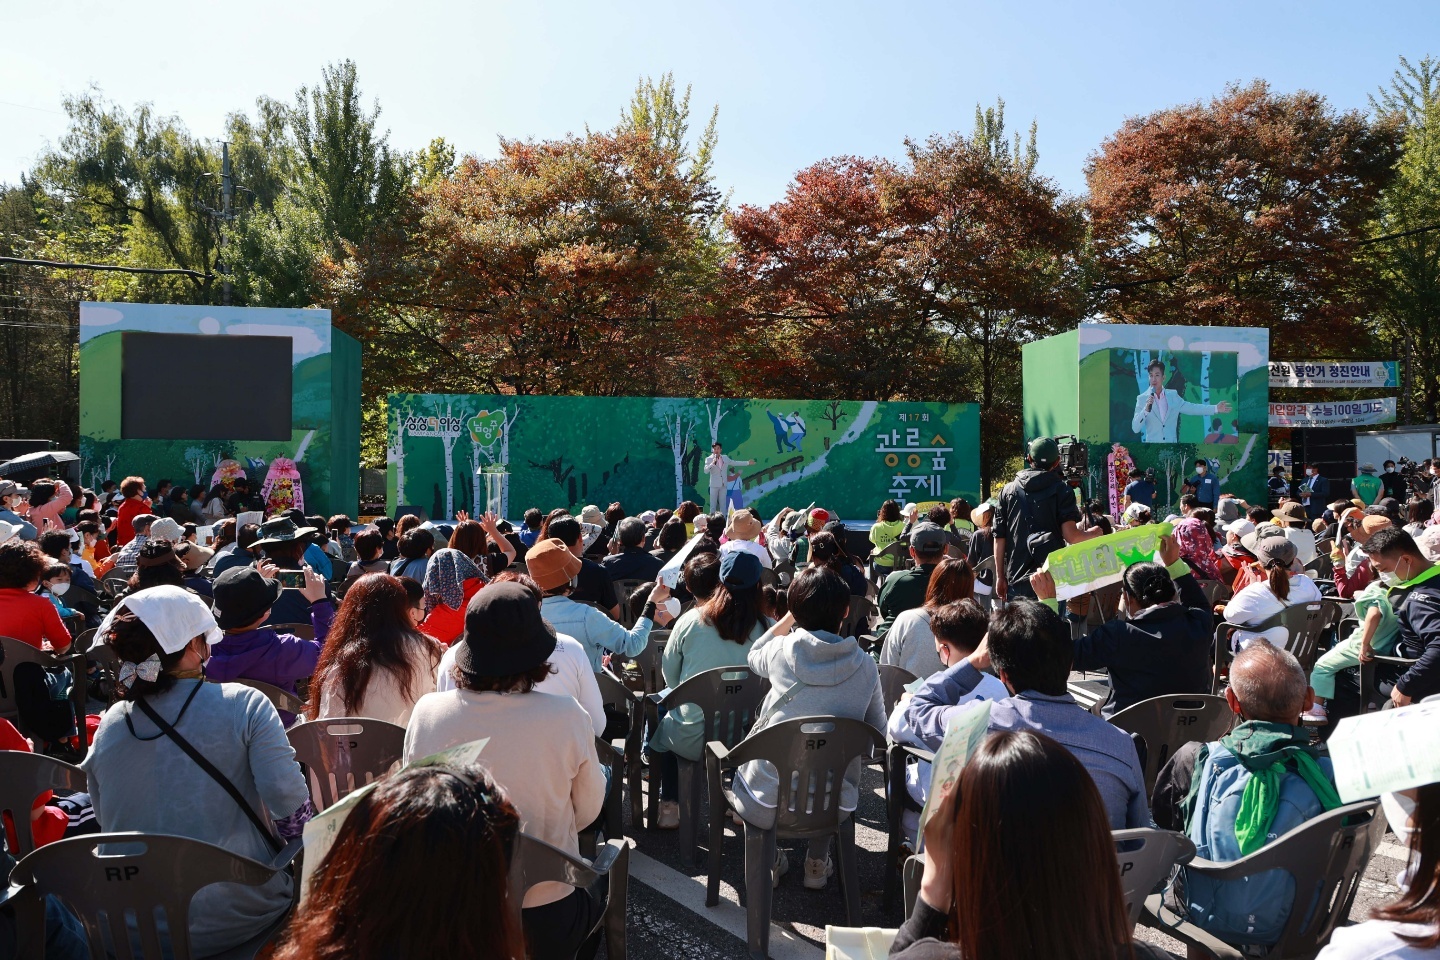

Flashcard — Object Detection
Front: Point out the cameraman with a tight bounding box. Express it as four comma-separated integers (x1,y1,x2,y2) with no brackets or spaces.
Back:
993,437,1102,602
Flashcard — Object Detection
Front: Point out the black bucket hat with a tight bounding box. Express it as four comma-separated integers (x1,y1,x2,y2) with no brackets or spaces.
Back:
454,582,557,677
250,517,317,551
211,566,282,629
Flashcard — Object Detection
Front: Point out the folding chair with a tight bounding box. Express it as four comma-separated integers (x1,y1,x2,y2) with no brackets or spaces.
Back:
1212,602,1326,692
509,833,629,960
646,666,768,855
285,716,405,810
1108,694,1233,799
1141,800,1386,959
839,595,875,639
705,716,885,960
11,831,302,960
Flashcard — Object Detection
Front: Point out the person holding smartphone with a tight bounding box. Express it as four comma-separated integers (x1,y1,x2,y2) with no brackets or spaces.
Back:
207,563,331,723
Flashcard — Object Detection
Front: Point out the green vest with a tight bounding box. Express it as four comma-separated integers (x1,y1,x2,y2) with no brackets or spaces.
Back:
1353,474,1382,506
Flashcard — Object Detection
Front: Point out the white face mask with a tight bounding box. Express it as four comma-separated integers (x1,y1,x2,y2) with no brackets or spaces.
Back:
662,597,682,620
48,582,69,596
1196,467,1206,475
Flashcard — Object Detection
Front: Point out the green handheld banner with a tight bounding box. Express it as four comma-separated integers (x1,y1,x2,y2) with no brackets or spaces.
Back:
1042,521,1174,601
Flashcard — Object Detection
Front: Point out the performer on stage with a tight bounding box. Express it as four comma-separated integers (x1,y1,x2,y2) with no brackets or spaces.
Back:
705,443,754,515
1130,359,1230,443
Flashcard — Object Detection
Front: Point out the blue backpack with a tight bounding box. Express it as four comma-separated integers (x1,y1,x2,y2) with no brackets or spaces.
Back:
1177,745,1333,946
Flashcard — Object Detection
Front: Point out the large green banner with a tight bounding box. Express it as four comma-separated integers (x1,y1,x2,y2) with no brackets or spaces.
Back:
386,395,979,522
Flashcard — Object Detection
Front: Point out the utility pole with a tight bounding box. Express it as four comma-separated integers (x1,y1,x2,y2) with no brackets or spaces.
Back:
196,141,246,306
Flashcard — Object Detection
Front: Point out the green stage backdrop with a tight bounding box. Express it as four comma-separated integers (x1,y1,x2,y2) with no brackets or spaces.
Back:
78,303,361,517
1024,324,1270,515
386,395,980,521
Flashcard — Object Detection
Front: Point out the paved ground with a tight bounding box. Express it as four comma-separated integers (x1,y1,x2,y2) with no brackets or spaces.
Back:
601,758,1409,960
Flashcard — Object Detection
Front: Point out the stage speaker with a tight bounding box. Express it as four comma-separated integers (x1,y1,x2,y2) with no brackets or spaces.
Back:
393,505,428,523
1291,428,1357,502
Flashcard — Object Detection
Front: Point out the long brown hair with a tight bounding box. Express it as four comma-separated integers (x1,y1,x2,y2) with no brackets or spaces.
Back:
1374,783,1440,947
924,556,974,610
948,731,1135,960
701,580,765,644
274,764,525,960
308,574,440,720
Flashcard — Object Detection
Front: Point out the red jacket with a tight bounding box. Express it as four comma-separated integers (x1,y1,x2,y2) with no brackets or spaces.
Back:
116,495,151,545
0,588,72,651
418,578,484,647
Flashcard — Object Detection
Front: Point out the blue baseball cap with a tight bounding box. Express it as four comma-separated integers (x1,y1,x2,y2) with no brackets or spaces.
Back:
719,549,762,590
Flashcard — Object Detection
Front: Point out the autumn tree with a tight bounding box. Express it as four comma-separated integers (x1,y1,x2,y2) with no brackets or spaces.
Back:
1086,81,1400,355
326,79,728,435
727,102,1081,492
1367,56,1440,421
889,115,1084,491
724,157,944,399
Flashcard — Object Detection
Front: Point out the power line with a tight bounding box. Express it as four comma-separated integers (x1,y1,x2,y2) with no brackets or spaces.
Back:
0,256,210,280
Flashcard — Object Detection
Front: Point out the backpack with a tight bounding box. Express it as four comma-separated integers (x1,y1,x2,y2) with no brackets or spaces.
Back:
1178,745,1333,946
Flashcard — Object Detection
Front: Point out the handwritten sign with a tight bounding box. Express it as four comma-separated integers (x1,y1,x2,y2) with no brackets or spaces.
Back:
1041,521,1174,601
1328,702,1440,803
299,737,489,901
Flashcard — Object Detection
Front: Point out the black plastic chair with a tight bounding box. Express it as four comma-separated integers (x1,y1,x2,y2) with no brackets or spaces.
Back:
580,735,625,859
1140,800,1386,959
613,578,649,628
285,716,405,810
704,716,885,960
0,750,87,858
223,678,306,722
1212,602,1329,692
877,664,918,719
595,667,644,826
646,666,769,856
11,831,302,960
509,833,629,960
1108,694,1234,799
883,739,933,910
0,636,85,754
901,827,1197,923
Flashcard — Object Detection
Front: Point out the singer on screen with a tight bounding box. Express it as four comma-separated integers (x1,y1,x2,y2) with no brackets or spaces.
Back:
1130,359,1230,443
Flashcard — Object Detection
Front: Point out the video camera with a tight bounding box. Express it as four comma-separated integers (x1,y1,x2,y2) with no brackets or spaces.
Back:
1397,457,1431,498
1052,434,1090,485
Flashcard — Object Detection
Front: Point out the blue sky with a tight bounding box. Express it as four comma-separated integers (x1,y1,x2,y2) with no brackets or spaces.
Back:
0,1,1429,205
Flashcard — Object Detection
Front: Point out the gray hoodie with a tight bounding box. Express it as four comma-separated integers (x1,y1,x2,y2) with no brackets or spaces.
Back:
732,626,885,827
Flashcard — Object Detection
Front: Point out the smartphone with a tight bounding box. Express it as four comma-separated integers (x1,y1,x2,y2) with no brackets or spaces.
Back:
277,570,306,590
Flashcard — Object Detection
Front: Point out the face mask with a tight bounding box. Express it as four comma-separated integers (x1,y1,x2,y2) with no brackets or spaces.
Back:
1385,466,1396,474
661,597,682,620
1196,467,1206,475
1379,568,1404,587
48,582,69,596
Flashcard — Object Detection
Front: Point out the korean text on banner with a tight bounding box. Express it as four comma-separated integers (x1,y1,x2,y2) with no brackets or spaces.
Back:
1327,702,1440,803
1268,361,1398,389
1268,398,1397,429
1040,522,1174,601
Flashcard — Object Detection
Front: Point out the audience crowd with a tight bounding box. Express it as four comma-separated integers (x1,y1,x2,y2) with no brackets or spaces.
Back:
1,470,1438,960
